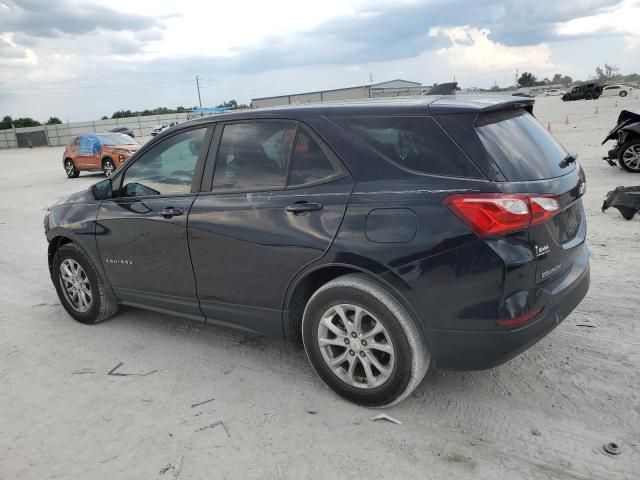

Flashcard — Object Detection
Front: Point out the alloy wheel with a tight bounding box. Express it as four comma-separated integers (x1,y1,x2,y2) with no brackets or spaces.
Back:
317,304,395,389
65,160,75,177
59,258,93,313
622,144,640,171
103,160,115,177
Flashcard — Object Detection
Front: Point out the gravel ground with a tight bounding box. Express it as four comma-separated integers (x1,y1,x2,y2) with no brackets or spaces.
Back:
0,95,639,479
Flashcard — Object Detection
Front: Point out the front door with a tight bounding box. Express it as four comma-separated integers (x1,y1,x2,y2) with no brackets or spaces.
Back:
96,126,211,319
188,121,353,336
76,134,101,169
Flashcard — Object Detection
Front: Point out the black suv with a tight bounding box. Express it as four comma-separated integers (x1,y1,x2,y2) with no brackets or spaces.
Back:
561,83,603,101
45,96,589,406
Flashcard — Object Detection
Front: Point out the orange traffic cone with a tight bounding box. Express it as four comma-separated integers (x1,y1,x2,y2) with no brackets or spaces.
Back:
547,121,552,132
564,115,569,125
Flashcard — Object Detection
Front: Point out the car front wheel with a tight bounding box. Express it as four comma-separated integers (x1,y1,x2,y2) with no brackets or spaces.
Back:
102,158,116,177
52,243,118,324
302,274,429,407
64,159,79,178
620,91,628,97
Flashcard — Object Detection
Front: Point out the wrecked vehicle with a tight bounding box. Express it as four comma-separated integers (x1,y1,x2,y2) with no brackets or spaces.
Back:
602,109,640,172
602,186,640,220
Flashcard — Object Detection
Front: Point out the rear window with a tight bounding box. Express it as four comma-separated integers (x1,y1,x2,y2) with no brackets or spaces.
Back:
332,116,482,178
475,109,573,181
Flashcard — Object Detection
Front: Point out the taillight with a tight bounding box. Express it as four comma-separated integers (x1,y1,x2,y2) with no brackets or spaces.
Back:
445,193,561,237
496,307,543,328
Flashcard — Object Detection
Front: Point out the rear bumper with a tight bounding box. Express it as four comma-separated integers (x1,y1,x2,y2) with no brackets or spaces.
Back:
428,260,590,370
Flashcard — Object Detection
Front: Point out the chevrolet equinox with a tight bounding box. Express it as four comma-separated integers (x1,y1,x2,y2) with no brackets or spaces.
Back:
44,96,590,406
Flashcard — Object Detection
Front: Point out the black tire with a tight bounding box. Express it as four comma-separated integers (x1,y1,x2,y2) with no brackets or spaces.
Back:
585,93,594,100
617,139,640,173
620,91,628,98
302,274,429,407
102,158,116,177
64,158,79,178
52,243,118,324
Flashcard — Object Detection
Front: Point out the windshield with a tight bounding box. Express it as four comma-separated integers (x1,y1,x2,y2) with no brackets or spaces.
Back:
476,108,573,181
97,134,138,146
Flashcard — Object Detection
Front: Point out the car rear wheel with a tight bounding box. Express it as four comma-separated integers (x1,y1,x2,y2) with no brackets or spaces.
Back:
64,159,79,178
619,139,640,172
302,274,429,407
52,243,118,324
102,158,115,177
620,91,628,97
585,93,594,100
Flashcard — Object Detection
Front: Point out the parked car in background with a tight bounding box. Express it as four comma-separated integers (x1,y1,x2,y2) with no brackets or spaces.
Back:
602,108,640,172
561,83,603,101
544,89,564,96
512,91,534,98
108,126,135,138
601,85,633,98
45,96,589,406
150,121,179,136
63,133,140,178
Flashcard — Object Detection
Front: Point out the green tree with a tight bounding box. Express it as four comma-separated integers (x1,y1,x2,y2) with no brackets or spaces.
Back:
101,116,109,120
0,115,13,130
45,116,62,125
517,72,538,88
13,118,41,128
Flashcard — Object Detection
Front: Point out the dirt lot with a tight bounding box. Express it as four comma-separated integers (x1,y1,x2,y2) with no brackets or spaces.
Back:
1,95,639,479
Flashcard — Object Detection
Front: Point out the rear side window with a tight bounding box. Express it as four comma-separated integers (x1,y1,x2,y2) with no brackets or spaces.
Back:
212,122,296,191
288,129,337,186
332,116,481,178
475,109,572,181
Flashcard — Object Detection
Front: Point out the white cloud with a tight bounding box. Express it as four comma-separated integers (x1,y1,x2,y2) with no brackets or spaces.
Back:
556,0,640,42
428,26,554,72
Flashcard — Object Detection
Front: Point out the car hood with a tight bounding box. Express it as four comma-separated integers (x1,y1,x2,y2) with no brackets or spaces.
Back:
602,109,640,144
106,143,140,150
50,187,96,207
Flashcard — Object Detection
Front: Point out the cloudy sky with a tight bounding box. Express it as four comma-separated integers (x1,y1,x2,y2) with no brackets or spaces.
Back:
1,0,639,121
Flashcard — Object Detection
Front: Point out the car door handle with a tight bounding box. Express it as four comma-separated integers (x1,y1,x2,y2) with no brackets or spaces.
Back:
285,202,323,214
160,207,184,218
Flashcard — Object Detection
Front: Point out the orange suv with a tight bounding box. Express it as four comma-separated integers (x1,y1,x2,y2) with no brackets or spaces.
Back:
63,133,140,178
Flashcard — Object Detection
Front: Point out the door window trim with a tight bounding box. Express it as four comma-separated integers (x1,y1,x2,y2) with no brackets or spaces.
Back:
200,118,349,195
110,124,215,200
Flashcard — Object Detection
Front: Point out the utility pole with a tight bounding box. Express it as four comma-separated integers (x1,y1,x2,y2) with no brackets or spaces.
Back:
369,73,373,84
195,75,203,110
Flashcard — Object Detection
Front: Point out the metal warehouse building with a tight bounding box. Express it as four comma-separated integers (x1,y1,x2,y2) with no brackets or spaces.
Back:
251,79,425,108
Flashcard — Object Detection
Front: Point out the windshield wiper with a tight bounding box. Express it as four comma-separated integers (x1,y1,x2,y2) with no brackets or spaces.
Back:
559,152,578,169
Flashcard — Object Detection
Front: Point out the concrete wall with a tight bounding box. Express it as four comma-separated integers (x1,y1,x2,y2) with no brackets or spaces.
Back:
0,112,194,149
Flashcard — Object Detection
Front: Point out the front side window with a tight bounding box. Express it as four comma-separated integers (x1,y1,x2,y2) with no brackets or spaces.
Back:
120,128,206,197
212,122,296,191
332,116,481,178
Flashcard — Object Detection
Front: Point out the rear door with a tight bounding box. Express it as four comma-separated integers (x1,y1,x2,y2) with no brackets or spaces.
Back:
474,108,587,284
188,120,353,336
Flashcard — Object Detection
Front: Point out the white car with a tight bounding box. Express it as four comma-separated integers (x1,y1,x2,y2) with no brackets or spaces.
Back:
150,121,179,136
544,89,564,96
601,85,633,98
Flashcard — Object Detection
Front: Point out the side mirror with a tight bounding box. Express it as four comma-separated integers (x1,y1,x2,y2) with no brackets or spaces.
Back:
92,179,113,200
